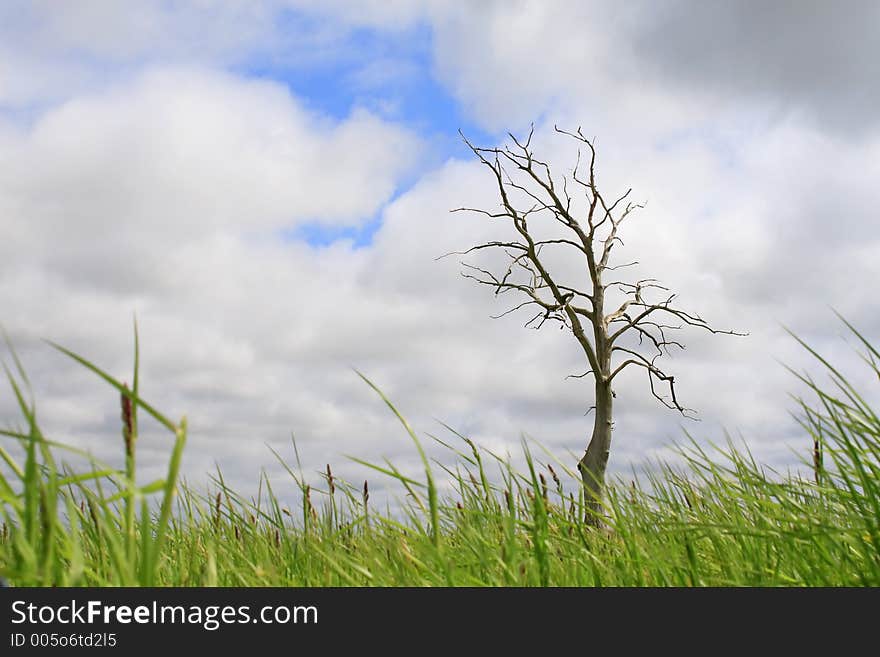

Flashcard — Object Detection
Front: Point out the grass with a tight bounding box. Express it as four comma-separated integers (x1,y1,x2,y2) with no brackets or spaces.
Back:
0,318,878,586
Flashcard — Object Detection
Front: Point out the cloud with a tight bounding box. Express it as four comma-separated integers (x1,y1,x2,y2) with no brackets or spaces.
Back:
633,0,880,136
1,68,419,283
7,2,878,135
428,1,622,132
299,1,879,139
284,0,429,30
0,1,408,113
0,1,266,108
0,66,425,490
2,1,879,511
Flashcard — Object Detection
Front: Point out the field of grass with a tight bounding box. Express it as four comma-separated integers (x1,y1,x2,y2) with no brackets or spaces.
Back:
1,319,878,587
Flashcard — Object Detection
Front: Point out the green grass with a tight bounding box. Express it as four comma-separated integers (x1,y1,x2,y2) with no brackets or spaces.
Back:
0,317,878,586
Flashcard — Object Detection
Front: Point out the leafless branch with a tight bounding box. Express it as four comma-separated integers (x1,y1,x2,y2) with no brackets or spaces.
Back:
566,369,595,380
454,126,744,422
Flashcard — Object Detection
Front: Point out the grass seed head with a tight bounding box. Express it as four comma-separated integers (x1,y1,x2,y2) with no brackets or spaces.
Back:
547,463,561,490
120,382,134,457
326,464,336,496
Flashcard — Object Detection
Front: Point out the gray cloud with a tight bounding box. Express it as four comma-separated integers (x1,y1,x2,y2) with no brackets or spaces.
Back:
633,0,880,135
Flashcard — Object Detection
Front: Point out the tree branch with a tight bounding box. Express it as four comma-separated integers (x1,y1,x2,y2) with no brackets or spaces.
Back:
455,126,745,422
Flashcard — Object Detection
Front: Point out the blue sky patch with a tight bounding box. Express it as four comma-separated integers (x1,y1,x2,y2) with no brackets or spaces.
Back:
240,19,494,150
240,15,495,249
284,212,384,249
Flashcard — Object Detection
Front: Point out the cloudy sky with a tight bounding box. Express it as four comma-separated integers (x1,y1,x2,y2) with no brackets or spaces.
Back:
2,1,878,504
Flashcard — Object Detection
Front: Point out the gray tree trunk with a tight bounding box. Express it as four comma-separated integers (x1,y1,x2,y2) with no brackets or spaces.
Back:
579,378,613,525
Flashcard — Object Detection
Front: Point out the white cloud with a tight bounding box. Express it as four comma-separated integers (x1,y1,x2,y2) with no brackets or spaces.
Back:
1,68,419,280
2,1,879,510
0,66,426,492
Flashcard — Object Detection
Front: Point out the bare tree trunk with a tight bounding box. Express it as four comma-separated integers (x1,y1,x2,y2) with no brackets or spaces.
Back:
579,378,613,525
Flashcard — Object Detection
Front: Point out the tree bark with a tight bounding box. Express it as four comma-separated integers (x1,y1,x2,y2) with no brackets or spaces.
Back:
579,378,613,525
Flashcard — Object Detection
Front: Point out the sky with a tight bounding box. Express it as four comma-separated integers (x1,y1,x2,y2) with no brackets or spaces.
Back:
2,1,879,506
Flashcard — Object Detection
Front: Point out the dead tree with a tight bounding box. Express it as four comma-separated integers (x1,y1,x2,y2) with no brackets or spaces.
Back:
449,126,744,524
